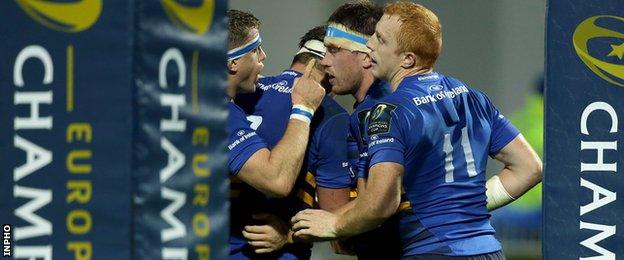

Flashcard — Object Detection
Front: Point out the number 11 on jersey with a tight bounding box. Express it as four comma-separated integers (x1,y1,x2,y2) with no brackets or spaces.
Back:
443,127,478,183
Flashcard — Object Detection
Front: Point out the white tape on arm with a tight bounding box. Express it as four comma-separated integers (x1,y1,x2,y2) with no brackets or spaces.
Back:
485,175,515,211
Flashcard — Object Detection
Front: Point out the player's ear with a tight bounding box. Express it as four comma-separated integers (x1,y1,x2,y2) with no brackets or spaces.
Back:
362,53,373,69
401,52,417,69
228,59,238,74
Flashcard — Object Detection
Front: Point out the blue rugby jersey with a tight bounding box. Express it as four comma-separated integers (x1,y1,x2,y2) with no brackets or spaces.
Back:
344,80,403,259
365,72,520,257
228,102,267,175
348,79,391,180
232,70,351,259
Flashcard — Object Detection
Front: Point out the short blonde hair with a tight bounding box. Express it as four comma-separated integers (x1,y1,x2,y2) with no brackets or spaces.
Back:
384,2,442,69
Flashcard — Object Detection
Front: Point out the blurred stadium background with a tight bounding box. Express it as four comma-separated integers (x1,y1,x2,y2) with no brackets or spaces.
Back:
229,0,546,259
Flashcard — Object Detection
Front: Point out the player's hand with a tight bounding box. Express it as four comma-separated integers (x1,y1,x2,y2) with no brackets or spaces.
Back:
291,59,326,110
291,209,338,241
242,213,291,254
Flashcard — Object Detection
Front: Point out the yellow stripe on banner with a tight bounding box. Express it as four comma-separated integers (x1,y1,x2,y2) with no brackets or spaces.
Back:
66,45,74,112
297,189,315,207
399,201,412,211
305,171,316,188
192,51,199,114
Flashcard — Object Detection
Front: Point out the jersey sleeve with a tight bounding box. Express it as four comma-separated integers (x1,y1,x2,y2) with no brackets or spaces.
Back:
227,104,267,175
366,103,412,168
355,146,370,179
347,124,361,183
310,113,353,189
348,112,370,180
482,95,520,155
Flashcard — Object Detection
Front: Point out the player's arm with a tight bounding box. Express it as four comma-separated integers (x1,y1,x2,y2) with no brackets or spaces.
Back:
350,111,372,195
237,60,326,197
241,189,351,254
325,178,364,255
487,134,542,211
335,162,402,237
310,113,354,252
243,187,352,254
481,93,543,211
240,178,352,253
331,198,356,216
315,112,353,212
237,121,310,197
327,177,365,216
355,175,368,195
291,103,406,240
290,163,402,240
334,104,406,235
322,186,357,255
318,187,351,212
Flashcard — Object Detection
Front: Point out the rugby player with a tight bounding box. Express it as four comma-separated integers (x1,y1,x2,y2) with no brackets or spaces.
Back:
233,25,352,259
320,2,401,259
226,9,326,259
292,2,543,259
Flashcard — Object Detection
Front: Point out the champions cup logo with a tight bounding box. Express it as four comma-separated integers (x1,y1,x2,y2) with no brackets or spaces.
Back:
573,15,624,87
161,0,214,35
371,104,387,121
16,0,102,32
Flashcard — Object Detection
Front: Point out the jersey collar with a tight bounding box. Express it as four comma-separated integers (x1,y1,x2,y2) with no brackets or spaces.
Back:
282,70,303,77
354,79,391,109
399,71,440,90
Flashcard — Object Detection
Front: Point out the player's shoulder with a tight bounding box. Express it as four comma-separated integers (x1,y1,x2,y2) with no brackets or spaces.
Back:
369,79,392,100
437,73,495,110
439,74,487,97
313,96,349,127
354,98,374,114
228,102,249,124
256,74,284,90
229,102,244,113
368,91,426,131
321,95,348,115
257,70,299,93
376,90,414,114
369,97,408,124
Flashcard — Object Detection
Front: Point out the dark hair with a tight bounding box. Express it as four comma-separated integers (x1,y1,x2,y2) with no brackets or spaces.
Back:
327,1,383,36
292,25,326,65
227,9,261,49
298,25,326,48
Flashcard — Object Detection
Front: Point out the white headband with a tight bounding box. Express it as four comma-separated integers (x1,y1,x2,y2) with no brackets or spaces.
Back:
296,39,326,58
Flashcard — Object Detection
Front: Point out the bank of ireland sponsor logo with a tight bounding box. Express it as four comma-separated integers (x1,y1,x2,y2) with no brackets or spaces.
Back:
428,84,444,92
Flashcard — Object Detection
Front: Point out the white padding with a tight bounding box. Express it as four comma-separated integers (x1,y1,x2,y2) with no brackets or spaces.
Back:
485,175,515,211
